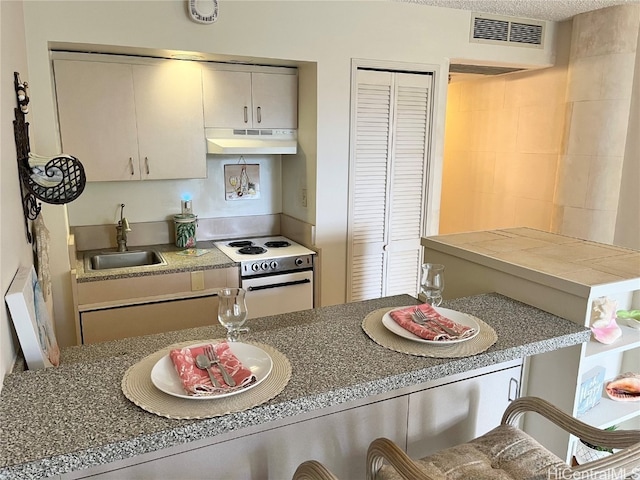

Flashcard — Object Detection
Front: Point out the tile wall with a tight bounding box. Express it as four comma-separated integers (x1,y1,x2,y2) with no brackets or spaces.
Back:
554,4,640,243
441,4,639,246
441,58,568,233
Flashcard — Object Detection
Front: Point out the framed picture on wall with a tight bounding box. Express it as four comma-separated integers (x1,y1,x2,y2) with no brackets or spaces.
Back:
5,265,60,370
224,161,261,201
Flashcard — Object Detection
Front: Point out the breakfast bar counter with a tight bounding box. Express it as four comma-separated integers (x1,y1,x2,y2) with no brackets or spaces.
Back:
0,293,590,479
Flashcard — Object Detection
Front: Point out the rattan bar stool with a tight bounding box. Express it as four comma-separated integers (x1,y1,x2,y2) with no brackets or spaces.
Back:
292,460,340,480
367,396,640,480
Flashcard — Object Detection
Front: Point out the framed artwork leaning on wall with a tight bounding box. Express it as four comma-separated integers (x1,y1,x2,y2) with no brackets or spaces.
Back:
5,265,60,369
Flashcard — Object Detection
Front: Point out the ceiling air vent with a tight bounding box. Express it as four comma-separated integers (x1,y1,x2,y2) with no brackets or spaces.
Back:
471,14,545,48
449,64,528,76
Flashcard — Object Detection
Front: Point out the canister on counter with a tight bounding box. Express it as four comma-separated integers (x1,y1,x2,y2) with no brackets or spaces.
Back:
173,214,197,248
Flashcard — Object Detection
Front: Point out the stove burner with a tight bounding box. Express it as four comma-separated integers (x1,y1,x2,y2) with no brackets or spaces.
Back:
228,240,254,248
264,240,291,248
237,246,267,255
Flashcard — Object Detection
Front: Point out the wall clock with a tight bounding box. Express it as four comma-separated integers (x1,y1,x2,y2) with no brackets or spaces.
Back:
187,0,218,24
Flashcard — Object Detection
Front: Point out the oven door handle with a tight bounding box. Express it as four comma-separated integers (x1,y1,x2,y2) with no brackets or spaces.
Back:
247,279,311,291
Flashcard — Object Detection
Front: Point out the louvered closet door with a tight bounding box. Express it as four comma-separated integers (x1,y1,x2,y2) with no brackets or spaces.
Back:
348,69,432,302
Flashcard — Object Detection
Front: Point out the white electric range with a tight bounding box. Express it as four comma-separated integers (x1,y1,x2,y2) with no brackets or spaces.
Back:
214,236,316,318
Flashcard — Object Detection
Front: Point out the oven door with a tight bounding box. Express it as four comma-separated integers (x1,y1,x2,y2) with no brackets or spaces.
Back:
242,270,313,319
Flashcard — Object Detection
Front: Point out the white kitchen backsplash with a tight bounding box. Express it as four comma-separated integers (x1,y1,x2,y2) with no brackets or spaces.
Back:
66,155,282,226
72,214,282,251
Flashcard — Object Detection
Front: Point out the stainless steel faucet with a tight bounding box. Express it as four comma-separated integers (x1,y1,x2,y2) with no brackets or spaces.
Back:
116,203,131,252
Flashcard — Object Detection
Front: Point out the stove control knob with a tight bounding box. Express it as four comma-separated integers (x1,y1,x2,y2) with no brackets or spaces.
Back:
261,262,270,271
295,257,304,266
270,261,278,269
251,263,261,272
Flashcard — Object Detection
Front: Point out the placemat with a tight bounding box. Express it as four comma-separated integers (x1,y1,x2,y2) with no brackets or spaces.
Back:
362,307,497,358
122,340,291,419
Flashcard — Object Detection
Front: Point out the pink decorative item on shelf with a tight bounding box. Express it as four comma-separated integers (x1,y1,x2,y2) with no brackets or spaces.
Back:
589,297,621,345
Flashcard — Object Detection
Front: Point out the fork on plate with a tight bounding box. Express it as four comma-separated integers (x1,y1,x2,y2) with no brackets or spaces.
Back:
205,345,236,387
413,307,459,337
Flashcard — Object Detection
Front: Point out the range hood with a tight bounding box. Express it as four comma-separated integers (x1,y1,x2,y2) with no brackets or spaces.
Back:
206,128,297,155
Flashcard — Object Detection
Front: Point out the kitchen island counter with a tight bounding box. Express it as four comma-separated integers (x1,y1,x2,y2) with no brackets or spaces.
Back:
0,293,590,479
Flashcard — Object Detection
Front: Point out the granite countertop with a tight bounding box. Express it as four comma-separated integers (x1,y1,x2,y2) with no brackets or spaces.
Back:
0,293,591,479
75,241,237,282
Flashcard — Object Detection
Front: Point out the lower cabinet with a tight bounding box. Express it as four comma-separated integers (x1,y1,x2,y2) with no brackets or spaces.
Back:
61,360,522,479
73,267,239,344
66,396,409,480
407,362,521,459
80,296,218,344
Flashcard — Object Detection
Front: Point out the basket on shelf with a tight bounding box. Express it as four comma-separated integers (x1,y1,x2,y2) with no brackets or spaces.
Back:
574,425,617,465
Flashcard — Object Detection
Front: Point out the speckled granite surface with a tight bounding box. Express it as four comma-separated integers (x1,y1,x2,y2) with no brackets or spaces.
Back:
75,241,237,282
0,293,590,479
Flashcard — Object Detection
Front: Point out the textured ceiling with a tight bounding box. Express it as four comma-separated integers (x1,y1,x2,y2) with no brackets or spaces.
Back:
396,0,639,21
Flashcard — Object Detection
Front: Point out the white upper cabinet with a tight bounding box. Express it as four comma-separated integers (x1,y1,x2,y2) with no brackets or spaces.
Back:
131,62,206,180
54,60,140,182
54,57,206,182
250,72,298,128
201,70,253,128
202,67,297,129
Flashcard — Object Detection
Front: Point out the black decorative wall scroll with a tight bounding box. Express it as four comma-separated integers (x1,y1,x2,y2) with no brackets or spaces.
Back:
13,71,86,243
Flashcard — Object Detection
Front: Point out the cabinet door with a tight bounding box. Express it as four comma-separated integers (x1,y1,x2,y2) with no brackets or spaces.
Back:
407,363,522,460
54,60,140,182
80,296,217,344
251,72,298,128
132,62,206,180
202,69,253,128
64,395,408,479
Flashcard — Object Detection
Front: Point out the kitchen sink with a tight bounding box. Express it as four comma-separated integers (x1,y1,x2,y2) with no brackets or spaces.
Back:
84,250,167,271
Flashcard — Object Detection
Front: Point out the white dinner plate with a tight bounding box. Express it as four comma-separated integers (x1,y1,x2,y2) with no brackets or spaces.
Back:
382,306,480,345
151,342,273,400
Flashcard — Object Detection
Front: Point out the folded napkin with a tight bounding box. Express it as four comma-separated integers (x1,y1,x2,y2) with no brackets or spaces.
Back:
389,304,477,341
169,342,256,396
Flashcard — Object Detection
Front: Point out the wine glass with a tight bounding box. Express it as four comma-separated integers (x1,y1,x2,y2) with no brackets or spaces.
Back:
420,263,445,306
217,287,249,342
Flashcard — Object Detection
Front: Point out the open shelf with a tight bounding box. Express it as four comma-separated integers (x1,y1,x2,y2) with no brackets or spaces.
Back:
584,324,640,358
421,228,640,463
578,394,640,428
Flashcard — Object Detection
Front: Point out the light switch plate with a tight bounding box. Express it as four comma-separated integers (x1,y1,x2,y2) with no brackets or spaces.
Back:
191,271,205,291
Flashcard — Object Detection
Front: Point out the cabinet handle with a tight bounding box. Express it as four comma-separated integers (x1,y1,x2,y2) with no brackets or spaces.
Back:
243,106,248,123
129,157,134,175
145,157,149,175
508,377,519,401
257,106,262,123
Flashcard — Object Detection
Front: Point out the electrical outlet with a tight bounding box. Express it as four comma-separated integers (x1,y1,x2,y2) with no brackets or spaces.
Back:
191,271,205,291
301,188,307,207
